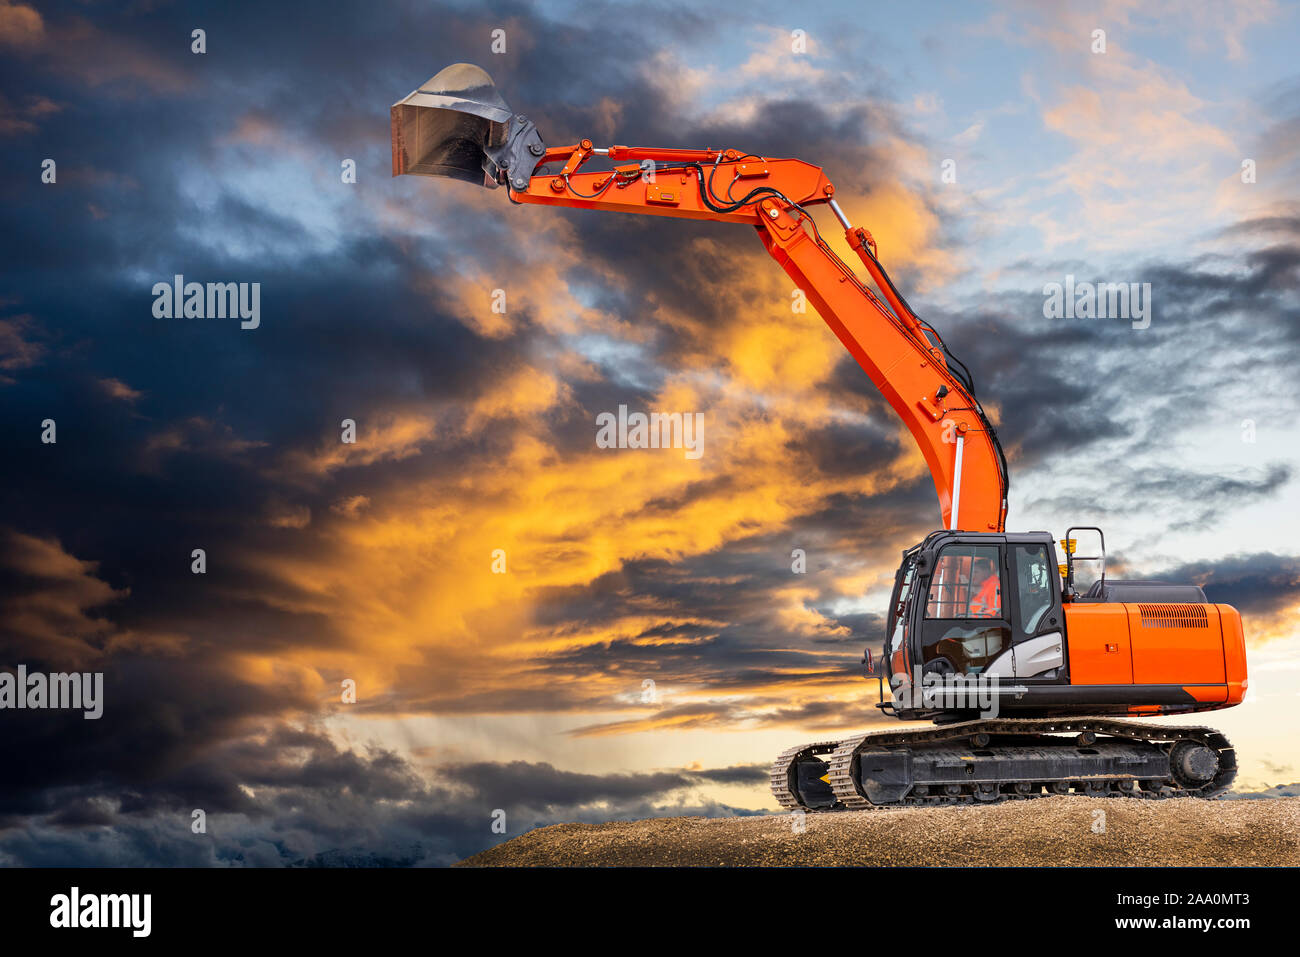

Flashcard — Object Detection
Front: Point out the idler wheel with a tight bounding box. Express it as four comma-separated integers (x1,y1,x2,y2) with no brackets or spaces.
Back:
1170,740,1219,786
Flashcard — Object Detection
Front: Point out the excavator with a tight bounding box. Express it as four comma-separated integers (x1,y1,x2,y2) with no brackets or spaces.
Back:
392,64,1248,809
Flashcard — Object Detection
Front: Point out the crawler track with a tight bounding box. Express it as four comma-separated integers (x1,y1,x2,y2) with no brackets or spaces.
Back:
770,740,842,810
772,718,1236,811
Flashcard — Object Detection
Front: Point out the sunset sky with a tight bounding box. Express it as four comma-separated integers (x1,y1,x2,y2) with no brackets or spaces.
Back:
2,0,1299,865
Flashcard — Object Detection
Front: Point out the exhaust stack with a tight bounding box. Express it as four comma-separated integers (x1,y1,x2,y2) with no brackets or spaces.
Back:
390,62,543,190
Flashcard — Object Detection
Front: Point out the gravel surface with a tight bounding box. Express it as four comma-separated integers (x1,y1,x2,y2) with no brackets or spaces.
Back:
459,797,1300,866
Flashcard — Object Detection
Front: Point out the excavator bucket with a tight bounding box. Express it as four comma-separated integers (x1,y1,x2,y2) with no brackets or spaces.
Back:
390,63,543,191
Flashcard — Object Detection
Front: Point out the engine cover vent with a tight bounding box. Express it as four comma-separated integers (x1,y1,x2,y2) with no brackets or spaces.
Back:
1138,604,1209,628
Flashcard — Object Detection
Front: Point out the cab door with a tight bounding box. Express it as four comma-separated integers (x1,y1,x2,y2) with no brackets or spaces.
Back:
985,541,1068,681
918,542,1012,675
883,553,917,683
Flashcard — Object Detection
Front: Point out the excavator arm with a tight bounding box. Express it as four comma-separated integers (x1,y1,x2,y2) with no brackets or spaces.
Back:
392,65,1009,532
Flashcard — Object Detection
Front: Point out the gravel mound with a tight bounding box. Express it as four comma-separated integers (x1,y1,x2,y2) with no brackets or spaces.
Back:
459,797,1300,866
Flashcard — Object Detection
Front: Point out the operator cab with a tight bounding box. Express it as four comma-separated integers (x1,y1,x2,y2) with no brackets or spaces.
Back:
879,530,1067,719
872,526,1240,721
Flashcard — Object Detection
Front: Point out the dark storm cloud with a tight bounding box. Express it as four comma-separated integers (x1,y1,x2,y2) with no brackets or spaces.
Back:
450,760,704,805
0,724,761,866
911,229,1300,538
1025,464,1292,532
1145,552,1300,620
567,695,887,737
1219,214,1300,241
502,525,902,723
792,418,906,480
687,764,767,785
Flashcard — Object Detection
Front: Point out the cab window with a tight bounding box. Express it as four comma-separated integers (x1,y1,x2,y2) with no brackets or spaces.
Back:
1012,544,1054,634
925,544,1002,619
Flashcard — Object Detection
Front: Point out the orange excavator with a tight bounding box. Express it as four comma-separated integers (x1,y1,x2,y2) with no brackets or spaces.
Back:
393,64,1247,808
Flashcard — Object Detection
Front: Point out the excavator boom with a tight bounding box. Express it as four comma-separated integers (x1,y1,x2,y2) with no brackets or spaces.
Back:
392,64,1009,532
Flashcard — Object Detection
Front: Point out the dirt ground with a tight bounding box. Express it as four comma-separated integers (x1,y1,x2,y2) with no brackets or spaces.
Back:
459,797,1300,867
